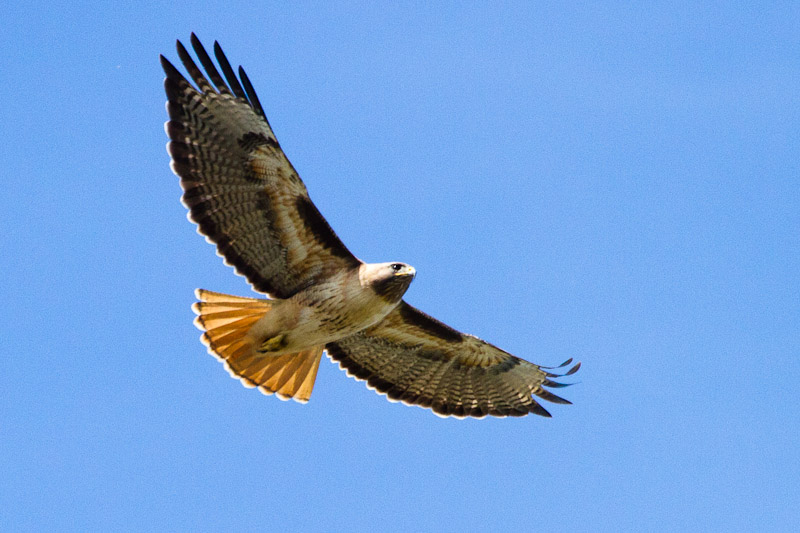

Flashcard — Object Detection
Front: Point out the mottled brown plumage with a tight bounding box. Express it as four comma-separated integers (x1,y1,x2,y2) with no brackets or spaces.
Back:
163,34,580,418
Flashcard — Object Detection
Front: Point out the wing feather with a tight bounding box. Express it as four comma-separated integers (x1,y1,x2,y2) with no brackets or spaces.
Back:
327,302,580,419
163,35,360,298
213,41,248,101
189,34,230,95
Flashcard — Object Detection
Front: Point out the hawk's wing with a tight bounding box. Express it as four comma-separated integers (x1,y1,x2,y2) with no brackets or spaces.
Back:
326,302,580,418
162,35,360,298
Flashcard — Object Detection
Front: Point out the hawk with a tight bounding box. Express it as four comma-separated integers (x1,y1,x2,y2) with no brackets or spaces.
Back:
162,34,580,419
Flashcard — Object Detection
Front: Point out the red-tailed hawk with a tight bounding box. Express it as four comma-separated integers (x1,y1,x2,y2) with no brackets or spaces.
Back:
162,34,580,419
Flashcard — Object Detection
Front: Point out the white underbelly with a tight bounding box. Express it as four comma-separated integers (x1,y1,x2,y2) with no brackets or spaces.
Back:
247,277,399,355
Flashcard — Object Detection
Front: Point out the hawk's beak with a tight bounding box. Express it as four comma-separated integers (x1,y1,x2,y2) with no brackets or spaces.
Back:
396,266,416,278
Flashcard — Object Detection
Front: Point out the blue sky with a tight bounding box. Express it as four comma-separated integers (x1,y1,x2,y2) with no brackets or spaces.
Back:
2,2,799,531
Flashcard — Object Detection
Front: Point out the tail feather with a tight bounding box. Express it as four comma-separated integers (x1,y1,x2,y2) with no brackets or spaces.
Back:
192,289,324,403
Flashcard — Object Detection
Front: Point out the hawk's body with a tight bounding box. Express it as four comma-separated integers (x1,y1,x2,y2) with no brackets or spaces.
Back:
162,35,580,418
247,262,415,356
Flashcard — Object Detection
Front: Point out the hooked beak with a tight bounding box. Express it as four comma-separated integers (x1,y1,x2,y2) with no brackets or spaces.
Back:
395,265,416,278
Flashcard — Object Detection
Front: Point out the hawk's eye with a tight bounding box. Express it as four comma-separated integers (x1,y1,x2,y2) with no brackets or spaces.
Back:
391,263,403,272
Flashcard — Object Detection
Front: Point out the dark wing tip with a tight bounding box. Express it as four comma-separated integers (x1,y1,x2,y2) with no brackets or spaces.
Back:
175,37,214,92
164,35,272,128
542,358,573,369
238,65,268,121
214,40,248,100
565,361,581,376
160,54,185,81
528,401,552,417
190,33,230,94
535,388,572,405
544,360,581,378
542,378,573,388
534,358,581,409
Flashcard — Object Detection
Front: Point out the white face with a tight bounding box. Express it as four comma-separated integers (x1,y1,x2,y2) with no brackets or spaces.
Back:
360,262,415,282
383,262,416,279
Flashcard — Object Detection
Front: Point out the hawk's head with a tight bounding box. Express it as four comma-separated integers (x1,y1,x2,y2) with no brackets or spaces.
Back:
362,262,416,303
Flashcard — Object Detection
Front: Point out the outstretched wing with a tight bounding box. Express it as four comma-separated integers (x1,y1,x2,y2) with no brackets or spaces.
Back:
162,34,361,298
326,302,580,418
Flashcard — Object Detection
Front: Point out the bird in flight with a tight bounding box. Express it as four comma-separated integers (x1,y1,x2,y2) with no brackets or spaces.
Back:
161,34,580,419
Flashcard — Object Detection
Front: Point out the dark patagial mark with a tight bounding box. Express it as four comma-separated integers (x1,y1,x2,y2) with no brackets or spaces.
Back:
294,196,360,267
399,304,463,343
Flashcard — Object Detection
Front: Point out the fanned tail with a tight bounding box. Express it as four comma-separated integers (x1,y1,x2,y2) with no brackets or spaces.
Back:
192,289,324,403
